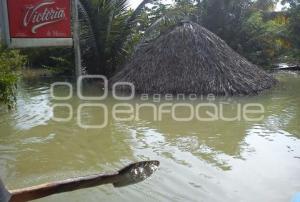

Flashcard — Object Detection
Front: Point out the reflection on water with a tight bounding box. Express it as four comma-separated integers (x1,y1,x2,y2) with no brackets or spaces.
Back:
0,72,300,202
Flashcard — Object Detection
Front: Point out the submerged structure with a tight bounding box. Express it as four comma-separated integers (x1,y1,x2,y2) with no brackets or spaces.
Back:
110,22,276,95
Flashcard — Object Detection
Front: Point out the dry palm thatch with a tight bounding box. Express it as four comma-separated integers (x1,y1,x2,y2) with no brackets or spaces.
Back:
110,21,277,96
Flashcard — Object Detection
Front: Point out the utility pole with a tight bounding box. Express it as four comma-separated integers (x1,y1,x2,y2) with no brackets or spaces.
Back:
0,0,10,46
73,0,82,78
0,0,3,43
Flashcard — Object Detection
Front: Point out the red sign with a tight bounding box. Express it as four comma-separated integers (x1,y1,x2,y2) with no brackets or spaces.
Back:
7,0,71,38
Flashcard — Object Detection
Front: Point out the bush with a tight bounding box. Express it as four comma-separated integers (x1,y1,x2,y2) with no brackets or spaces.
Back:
0,45,26,107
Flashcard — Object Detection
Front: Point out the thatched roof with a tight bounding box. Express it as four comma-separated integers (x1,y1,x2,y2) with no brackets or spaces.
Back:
110,22,276,96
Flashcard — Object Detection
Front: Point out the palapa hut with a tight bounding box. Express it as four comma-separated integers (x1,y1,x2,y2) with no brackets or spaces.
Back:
110,21,276,96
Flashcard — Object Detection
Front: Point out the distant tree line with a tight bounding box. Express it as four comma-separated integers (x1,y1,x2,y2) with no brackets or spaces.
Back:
20,0,300,75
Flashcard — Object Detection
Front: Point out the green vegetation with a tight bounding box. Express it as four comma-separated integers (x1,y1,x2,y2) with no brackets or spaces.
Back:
79,0,150,76
17,0,300,73
22,48,74,74
135,0,299,66
0,45,26,107
284,0,300,62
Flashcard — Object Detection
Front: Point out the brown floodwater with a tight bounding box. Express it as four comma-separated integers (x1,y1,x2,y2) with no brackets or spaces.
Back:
0,71,299,202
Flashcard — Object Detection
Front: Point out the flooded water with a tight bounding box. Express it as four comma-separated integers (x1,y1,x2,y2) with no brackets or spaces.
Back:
0,71,300,202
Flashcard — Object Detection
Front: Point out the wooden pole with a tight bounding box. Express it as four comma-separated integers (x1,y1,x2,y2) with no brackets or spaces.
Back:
0,0,10,46
9,173,118,202
3,160,159,202
73,0,82,78
0,0,3,43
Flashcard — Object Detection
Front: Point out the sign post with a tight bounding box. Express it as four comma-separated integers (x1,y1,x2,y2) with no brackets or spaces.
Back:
73,0,82,77
1,0,82,77
0,1,2,42
0,0,10,45
3,0,73,48
0,0,3,42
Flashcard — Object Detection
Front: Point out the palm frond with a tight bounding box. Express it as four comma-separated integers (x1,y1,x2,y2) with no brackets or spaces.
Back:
78,0,152,75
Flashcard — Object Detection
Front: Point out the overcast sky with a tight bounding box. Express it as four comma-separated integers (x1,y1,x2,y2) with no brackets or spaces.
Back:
129,0,286,10
128,0,143,9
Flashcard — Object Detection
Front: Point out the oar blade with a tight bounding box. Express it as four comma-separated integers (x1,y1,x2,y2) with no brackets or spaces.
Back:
113,160,159,187
0,178,11,202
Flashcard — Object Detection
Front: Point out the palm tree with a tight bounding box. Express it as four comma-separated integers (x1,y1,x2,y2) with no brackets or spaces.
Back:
79,0,152,76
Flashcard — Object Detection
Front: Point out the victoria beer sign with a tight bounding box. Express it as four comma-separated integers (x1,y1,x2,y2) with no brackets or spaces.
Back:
3,0,72,47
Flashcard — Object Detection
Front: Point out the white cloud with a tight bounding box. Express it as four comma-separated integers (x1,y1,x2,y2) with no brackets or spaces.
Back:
275,2,284,11
128,0,174,9
128,0,144,9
